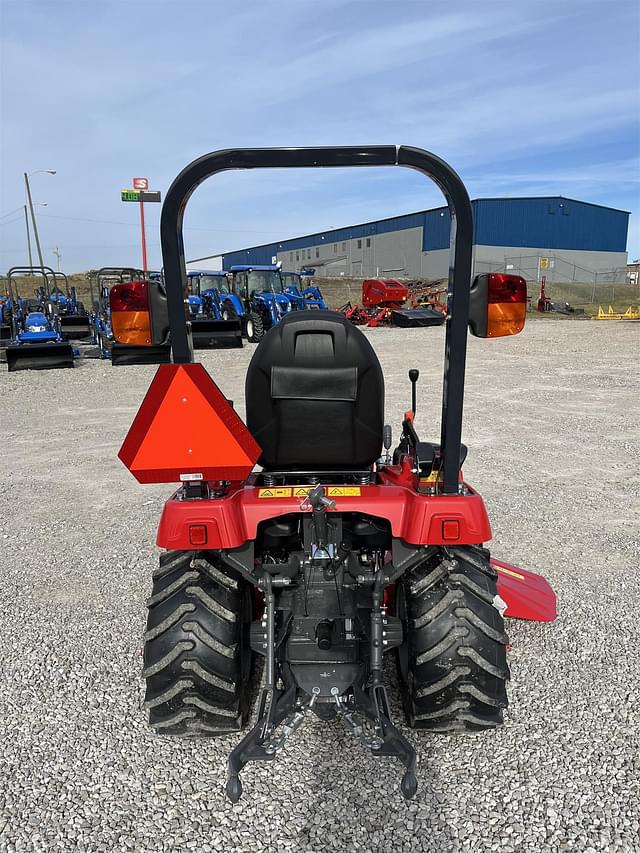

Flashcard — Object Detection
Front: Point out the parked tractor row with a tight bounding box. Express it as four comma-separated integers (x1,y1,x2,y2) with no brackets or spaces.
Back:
0,264,329,371
0,266,93,371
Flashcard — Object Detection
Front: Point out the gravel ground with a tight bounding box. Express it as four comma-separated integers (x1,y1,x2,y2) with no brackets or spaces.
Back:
1,319,639,853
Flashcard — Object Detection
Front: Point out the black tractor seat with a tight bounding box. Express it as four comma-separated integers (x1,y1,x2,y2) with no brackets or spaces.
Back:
246,312,384,471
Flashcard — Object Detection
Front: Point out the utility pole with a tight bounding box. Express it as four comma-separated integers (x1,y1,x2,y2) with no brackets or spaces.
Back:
139,196,148,273
53,246,61,271
23,205,33,267
24,172,45,271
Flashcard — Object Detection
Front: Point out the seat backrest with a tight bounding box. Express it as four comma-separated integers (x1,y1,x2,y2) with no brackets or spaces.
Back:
246,312,384,470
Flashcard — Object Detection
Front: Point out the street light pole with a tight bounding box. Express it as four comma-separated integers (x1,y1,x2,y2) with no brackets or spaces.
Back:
23,205,33,267
24,169,55,273
24,173,45,271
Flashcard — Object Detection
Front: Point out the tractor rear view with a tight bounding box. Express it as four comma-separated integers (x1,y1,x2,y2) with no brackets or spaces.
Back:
119,146,556,804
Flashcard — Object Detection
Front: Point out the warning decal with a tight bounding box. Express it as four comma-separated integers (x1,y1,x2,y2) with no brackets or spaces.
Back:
257,486,362,499
258,488,292,498
419,470,443,484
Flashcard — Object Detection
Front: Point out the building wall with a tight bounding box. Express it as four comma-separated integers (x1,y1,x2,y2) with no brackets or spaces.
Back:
277,240,628,284
277,226,426,278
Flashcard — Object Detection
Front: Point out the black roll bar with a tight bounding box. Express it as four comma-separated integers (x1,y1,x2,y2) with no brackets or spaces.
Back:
90,267,145,303
160,146,473,495
7,266,58,299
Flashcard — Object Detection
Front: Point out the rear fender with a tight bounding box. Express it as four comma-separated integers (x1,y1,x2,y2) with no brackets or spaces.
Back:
156,484,492,551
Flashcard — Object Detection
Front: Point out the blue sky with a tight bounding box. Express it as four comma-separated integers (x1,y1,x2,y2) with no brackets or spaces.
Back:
1,0,638,271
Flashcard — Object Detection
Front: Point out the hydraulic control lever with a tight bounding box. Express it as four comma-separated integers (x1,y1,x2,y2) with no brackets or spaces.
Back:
308,484,336,559
409,368,419,415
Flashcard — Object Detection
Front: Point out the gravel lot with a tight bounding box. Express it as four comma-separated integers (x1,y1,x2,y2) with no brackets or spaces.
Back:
1,319,638,853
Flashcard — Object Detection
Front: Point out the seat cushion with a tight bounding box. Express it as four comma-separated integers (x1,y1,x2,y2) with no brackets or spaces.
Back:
245,312,384,470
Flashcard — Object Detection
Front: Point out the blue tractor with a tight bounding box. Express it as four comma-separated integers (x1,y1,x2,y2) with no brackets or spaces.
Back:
225,264,293,342
281,270,328,311
185,271,242,348
4,267,74,371
42,271,92,340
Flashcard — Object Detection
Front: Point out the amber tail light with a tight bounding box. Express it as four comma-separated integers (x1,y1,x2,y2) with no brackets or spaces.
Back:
110,281,152,345
469,273,527,338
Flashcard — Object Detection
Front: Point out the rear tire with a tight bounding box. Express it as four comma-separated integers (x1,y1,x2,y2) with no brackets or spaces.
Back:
144,551,254,736
245,312,264,343
396,545,509,731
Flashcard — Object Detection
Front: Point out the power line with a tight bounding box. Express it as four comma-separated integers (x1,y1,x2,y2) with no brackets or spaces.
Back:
36,212,294,235
0,241,161,254
38,213,142,227
0,215,24,228
0,206,25,221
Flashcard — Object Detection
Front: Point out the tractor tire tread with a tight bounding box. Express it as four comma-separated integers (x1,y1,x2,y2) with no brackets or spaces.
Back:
398,545,509,731
144,551,253,737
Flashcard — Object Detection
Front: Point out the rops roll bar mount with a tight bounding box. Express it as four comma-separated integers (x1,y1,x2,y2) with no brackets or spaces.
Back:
160,146,473,495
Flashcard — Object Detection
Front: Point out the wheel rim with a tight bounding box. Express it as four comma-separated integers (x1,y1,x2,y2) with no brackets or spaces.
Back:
246,319,253,339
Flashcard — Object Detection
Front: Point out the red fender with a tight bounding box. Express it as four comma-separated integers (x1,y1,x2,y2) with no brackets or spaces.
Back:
492,557,557,622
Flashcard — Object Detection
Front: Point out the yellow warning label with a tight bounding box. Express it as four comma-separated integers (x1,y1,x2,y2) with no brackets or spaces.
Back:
258,486,362,499
258,488,292,498
494,565,525,581
419,470,443,484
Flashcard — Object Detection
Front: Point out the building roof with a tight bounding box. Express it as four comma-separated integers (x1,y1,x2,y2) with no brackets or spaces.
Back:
187,196,630,265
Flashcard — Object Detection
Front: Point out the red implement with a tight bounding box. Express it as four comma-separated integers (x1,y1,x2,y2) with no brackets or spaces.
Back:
492,557,557,622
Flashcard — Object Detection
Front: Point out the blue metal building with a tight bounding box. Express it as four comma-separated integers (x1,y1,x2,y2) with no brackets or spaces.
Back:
213,197,629,284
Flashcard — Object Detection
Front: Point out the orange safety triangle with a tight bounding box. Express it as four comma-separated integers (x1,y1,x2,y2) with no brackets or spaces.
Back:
119,363,262,484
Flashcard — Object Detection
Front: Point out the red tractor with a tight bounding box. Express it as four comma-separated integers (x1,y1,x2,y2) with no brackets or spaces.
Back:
119,146,556,803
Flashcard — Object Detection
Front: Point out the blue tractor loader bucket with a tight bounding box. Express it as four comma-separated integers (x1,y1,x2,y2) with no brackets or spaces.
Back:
186,272,243,348
6,339,75,371
44,272,93,341
190,318,243,348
